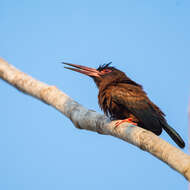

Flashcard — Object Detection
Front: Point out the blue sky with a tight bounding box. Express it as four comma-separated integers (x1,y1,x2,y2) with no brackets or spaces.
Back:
1,0,190,189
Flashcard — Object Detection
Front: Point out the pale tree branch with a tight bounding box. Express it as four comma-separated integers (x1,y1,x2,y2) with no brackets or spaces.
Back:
0,58,190,181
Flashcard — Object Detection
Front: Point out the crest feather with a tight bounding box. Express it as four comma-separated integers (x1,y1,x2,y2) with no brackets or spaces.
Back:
97,62,112,71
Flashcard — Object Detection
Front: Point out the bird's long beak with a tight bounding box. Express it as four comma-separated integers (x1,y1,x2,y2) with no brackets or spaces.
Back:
62,62,100,77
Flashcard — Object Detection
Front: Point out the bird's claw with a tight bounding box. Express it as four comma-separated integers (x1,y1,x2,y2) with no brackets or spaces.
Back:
115,118,137,128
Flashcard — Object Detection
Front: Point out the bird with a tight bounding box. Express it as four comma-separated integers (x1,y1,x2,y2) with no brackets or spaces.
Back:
63,62,185,148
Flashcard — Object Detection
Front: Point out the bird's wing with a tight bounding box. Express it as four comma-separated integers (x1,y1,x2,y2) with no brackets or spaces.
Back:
110,84,164,135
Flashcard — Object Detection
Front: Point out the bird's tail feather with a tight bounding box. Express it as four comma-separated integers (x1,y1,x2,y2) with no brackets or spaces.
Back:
162,124,185,148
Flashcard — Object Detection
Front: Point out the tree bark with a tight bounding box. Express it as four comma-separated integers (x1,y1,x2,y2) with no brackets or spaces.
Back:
1,58,190,181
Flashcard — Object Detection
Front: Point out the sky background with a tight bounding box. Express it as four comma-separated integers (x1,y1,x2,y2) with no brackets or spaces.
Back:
1,0,190,189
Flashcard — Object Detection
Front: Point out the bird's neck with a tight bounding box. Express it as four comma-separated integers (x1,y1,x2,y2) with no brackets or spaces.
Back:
96,76,141,91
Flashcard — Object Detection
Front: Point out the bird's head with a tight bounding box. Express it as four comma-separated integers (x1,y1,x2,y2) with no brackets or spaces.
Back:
63,62,128,88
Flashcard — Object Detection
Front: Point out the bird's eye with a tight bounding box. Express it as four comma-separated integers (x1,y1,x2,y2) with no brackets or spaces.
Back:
102,69,111,73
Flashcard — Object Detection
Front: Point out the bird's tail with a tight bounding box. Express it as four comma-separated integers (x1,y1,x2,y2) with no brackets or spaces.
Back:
162,124,185,148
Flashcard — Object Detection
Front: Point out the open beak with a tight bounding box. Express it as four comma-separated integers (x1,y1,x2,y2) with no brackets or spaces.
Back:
62,62,101,78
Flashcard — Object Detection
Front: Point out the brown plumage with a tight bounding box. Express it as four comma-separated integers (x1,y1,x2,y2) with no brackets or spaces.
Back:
63,62,185,148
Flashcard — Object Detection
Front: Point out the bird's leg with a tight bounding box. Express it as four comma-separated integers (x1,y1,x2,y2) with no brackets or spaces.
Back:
115,118,137,127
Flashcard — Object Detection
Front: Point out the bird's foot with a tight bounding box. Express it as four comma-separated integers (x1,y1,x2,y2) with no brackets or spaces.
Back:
115,118,137,128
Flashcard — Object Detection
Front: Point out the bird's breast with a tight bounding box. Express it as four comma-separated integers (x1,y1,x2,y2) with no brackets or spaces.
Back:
98,88,130,120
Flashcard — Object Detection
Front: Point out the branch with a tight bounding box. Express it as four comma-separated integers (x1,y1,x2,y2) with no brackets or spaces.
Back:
1,58,190,180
